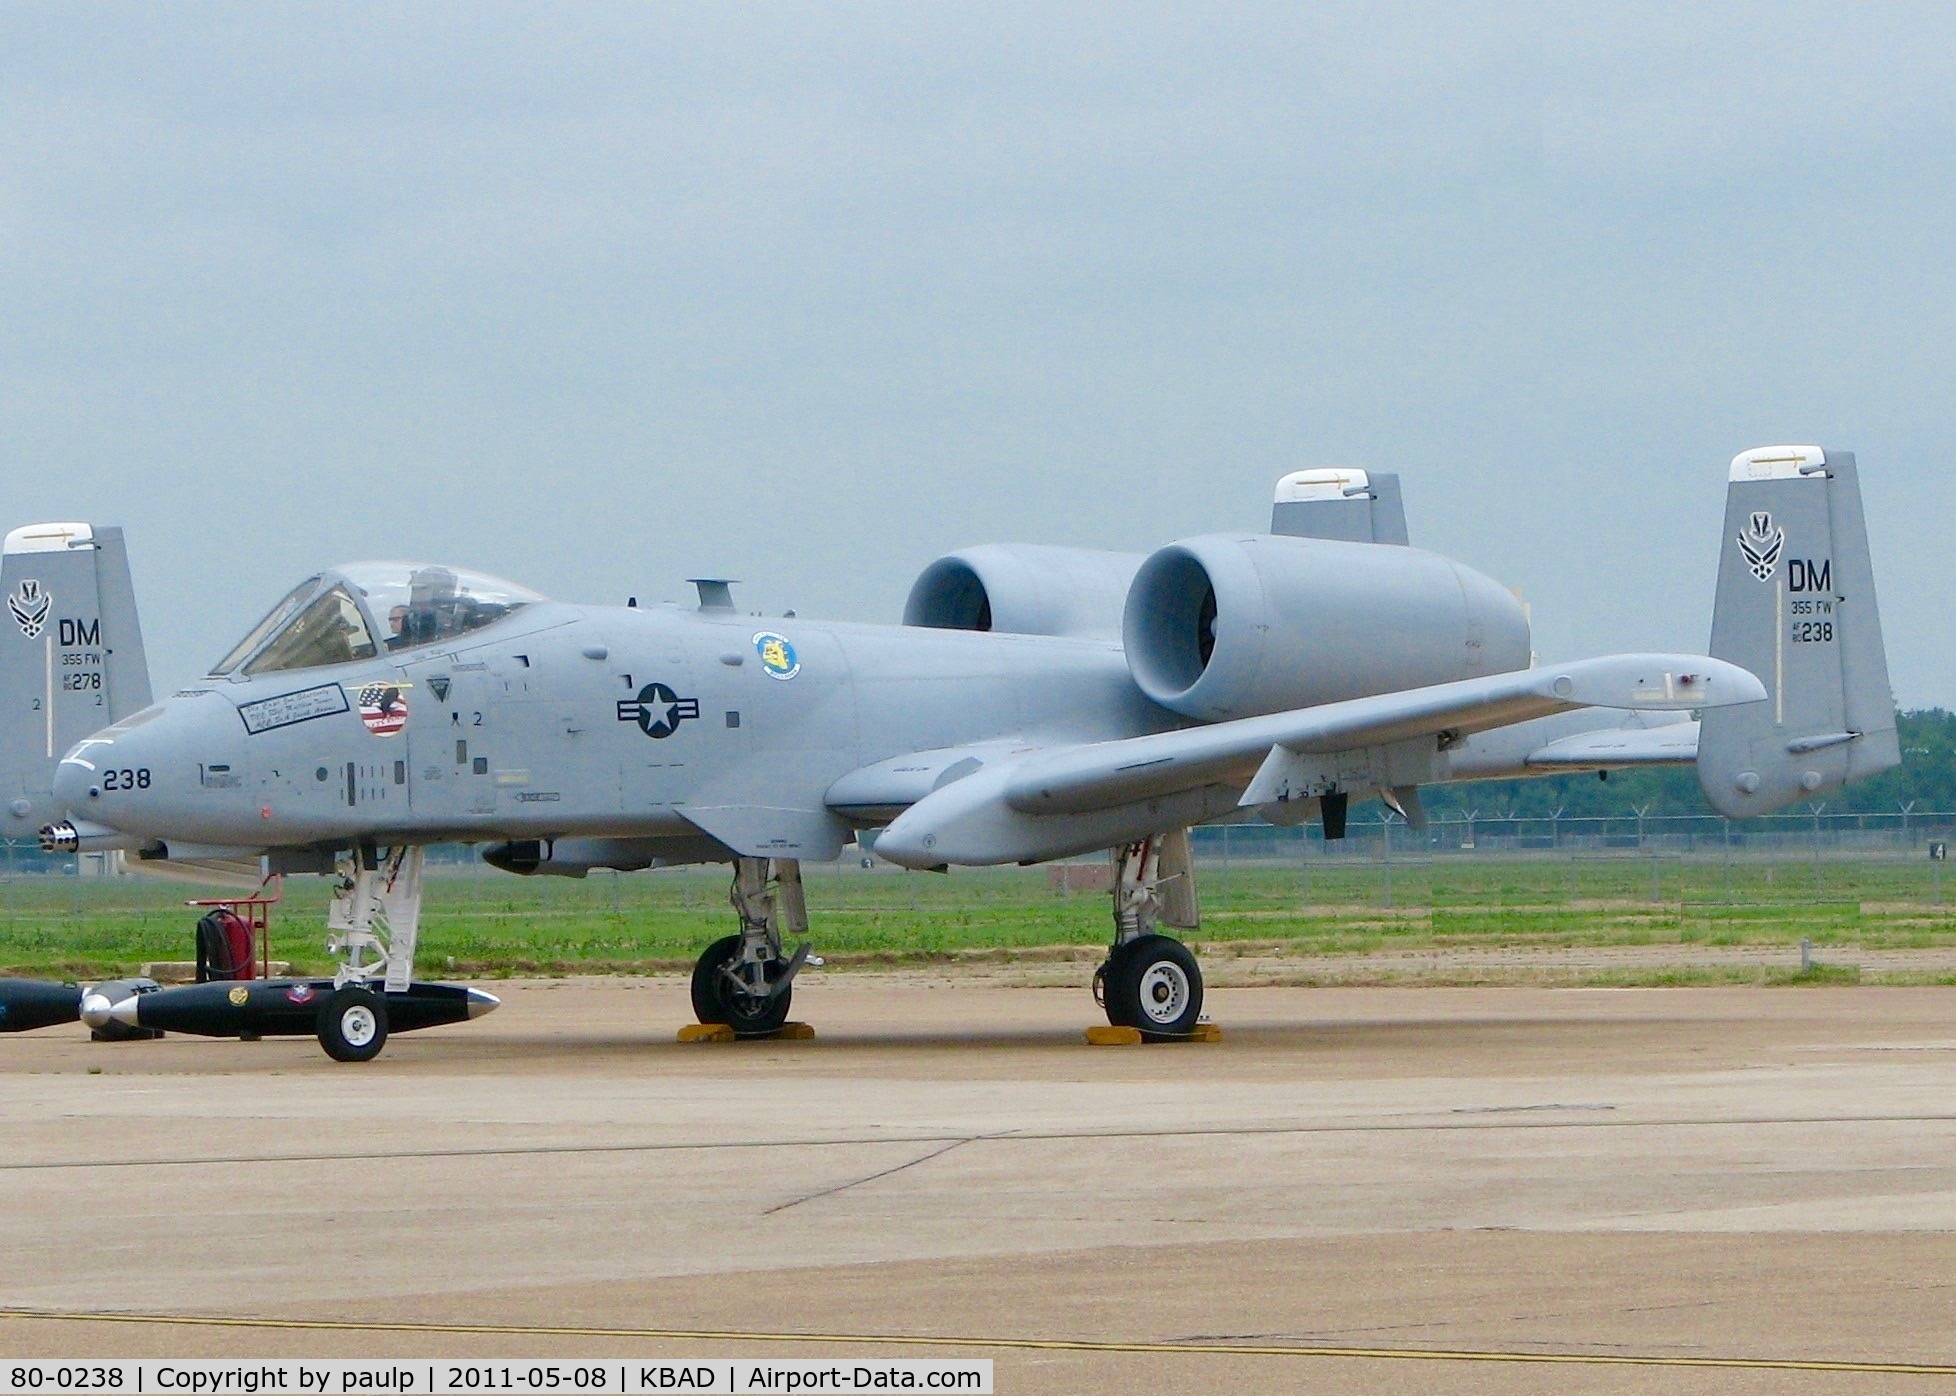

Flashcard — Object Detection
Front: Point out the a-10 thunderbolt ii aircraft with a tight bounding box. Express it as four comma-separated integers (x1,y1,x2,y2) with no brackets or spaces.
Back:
3,445,1897,1060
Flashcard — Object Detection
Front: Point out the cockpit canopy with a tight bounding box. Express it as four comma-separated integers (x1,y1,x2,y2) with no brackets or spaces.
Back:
212,563,544,677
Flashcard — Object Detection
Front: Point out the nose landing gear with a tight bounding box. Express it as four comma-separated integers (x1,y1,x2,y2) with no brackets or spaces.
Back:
311,845,424,1061
689,856,814,1037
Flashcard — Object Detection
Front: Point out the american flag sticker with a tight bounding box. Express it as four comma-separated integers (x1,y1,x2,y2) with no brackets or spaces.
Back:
357,683,409,737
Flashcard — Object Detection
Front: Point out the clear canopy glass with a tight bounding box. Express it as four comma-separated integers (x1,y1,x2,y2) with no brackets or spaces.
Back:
211,563,544,676
211,576,319,676
244,585,376,675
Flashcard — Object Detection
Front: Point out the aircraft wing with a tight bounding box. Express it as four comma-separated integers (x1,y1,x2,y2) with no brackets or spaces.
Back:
867,654,1763,867
1003,654,1753,816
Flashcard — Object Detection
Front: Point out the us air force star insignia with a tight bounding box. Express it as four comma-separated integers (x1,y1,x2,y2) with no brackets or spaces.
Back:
8,579,50,638
617,682,701,739
1737,510,1785,583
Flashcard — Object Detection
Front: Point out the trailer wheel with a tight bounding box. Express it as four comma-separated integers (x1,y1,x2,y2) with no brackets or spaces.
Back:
317,986,389,1062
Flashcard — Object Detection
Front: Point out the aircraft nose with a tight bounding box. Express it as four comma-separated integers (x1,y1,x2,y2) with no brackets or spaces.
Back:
50,695,237,842
50,751,96,811
49,734,151,844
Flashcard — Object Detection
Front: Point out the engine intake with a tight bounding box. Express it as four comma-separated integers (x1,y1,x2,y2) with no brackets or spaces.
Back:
904,545,1142,641
1123,534,1531,721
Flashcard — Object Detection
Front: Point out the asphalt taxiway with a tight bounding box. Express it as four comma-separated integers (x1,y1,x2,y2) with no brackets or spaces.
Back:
5,975,1956,1392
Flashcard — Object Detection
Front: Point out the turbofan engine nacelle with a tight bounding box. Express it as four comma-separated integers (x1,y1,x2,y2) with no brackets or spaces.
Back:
1122,534,1532,721
904,545,1143,641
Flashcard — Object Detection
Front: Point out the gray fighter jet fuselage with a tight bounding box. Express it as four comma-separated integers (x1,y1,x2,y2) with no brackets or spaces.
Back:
59,587,1178,861
19,447,1897,1057
51,526,1738,874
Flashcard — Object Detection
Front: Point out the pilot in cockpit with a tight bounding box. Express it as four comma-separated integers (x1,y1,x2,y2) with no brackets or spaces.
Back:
388,566,461,649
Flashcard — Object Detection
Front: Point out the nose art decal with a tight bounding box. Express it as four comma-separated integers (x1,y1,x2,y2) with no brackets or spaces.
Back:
357,684,410,737
238,684,351,735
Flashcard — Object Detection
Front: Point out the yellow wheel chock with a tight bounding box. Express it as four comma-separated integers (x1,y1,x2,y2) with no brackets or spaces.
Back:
678,1021,816,1043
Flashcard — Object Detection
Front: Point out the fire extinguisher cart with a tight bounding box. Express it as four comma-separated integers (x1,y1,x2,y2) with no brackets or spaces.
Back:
189,877,283,983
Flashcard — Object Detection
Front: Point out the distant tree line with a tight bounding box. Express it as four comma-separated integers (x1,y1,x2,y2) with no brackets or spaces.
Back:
1445,709,1956,820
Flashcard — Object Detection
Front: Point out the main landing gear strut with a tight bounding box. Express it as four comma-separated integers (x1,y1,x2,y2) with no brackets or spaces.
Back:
690,856,813,1037
1093,830,1205,1041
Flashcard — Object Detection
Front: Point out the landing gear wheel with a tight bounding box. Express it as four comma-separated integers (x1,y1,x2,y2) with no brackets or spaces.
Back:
1102,934,1203,1042
690,934,792,1037
317,986,389,1062
1099,941,1143,1028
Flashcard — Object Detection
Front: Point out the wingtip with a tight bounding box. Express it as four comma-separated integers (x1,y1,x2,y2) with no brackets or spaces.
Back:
1554,654,1767,710
1692,657,1770,706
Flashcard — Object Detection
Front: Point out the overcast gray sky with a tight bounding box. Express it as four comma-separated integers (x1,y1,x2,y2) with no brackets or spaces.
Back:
3,2,1950,702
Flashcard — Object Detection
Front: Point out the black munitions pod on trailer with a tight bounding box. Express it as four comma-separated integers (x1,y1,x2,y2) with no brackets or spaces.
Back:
80,977,165,1041
0,978,84,1033
106,979,498,1038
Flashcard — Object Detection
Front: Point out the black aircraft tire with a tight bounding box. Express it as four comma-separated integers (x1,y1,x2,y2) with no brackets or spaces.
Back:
1093,957,1119,1027
317,987,390,1063
690,935,793,1037
1103,934,1203,1042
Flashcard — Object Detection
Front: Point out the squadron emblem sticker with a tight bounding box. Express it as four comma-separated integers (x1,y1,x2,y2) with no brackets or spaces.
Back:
1738,511,1785,583
356,684,410,737
227,985,250,1007
617,682,700,739
7,579,50,638
753,631,800,680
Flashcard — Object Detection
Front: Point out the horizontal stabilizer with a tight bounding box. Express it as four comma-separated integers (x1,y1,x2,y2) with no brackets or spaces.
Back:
1523,721,1701,769
1441,709,1697,780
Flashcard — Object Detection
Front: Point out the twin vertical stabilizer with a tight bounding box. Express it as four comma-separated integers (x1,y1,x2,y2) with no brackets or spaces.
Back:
1268,469,1410,545
0,524,151,842
1697,446,1899,816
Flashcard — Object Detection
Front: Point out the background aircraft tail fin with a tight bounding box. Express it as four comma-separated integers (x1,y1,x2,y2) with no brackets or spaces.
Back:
1696,446,1899,817
1,523,152,842
1269,469,1409,544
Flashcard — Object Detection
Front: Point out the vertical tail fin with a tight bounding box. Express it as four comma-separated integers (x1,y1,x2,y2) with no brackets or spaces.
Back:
1269,469,1410,544
1697,446,1899,817
1,523,152,840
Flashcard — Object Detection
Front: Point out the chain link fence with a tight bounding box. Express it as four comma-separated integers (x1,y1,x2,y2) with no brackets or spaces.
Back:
1186,811,1954,915
1,811,1949,969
